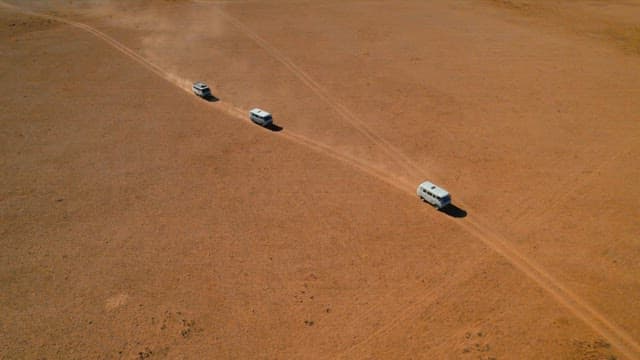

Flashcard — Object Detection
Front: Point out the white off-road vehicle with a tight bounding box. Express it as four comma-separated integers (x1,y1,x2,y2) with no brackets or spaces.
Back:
249,108,273,127
192,82,212,98
417,181,451,209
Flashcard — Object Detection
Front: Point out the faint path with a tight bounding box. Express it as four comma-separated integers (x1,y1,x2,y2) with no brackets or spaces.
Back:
201,1,426,182
332,264,476,359
2,2,639,358
456,216,640,360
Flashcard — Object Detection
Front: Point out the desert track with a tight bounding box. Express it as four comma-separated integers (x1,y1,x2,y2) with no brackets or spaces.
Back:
206,2,426,182
458,218,640,359
2,1,638,358
0,0,416,195
203,4,640,358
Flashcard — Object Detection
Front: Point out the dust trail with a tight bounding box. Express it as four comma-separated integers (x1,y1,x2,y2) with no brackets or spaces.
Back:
0,0,412,195
3,2,639,358
0,1,193,94
203,1,425,182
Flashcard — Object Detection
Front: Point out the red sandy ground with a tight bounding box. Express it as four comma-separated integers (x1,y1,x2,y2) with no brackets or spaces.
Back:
1,0,639,358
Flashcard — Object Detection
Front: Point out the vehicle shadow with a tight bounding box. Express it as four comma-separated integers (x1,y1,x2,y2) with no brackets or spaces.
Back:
203,94,219,102
265,123,283,132
439,203,467,218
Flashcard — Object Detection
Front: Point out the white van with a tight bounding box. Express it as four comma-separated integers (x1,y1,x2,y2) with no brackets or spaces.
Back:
249,108,273,127
417,181,451,209
192,82,211,98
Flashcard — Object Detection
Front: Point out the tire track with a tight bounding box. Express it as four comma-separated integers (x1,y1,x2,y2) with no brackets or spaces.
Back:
332,264,476,360
0,1,259,127
207,3,425,182
282,131,413,195
456,215,640,360
205,5,640,357
0,1,192,93
0,1,413,195
3,2,638,358
335,286,444,359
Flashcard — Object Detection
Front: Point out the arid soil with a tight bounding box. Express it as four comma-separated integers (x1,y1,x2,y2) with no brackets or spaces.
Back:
1,0,639,359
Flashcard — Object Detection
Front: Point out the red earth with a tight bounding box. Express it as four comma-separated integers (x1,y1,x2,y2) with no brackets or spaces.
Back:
1,0,639,358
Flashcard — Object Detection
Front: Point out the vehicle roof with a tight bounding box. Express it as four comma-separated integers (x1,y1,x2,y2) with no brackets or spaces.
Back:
193,82,209,88
419,181,449,197
250,108,271,117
